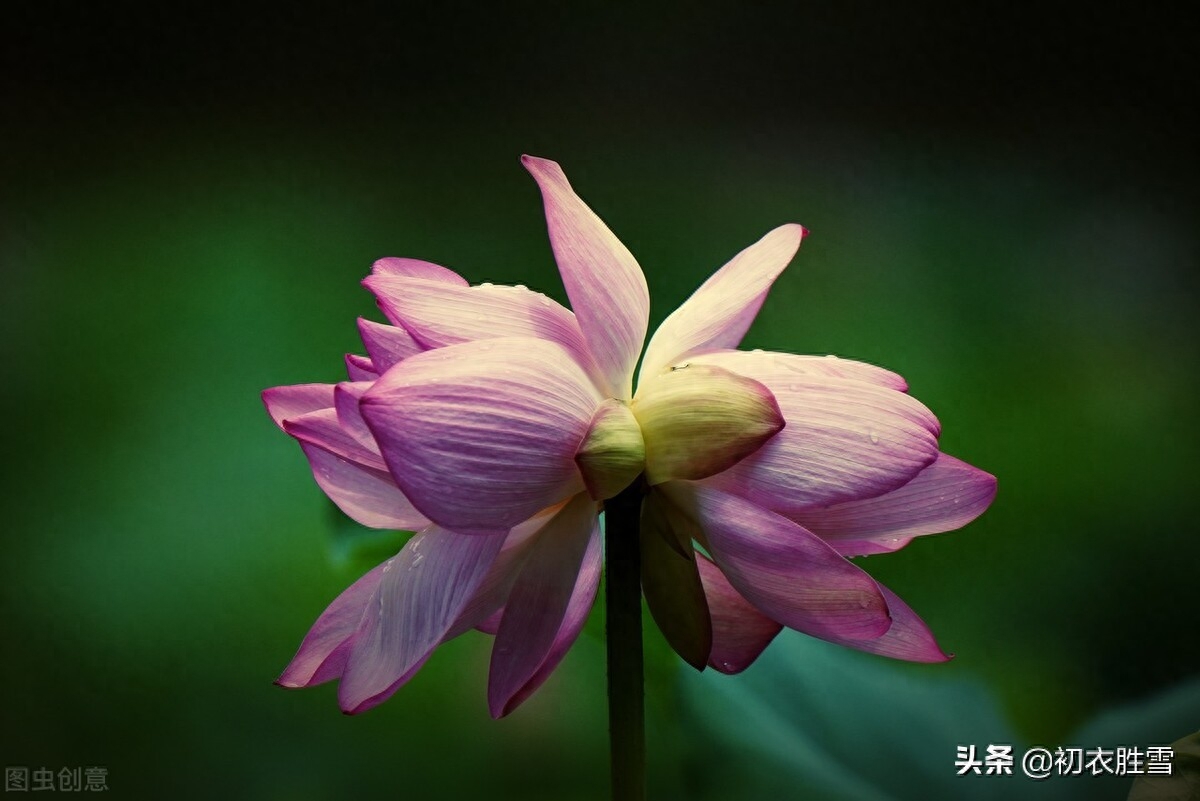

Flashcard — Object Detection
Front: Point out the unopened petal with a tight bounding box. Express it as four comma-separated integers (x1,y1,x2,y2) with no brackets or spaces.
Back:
361,338,599,534
661,483,891,641
338,527,507,714
488,493,599,718
262,383,335,430
277,561,387,688
522,155,648,399
575,399,645,500
633,364,784,484
694,553,781,674
796,453,998,556
639,224,805,383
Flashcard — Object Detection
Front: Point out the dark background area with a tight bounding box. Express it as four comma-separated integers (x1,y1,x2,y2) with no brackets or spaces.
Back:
2,3,1197,799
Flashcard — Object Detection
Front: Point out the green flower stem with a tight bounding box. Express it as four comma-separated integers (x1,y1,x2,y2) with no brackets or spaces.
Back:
605,481,645,801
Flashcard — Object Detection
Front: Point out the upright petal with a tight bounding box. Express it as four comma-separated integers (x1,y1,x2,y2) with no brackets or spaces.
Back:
661,483,891,642
277,561,387,688
487,493,599,718
694,554,781,674
361,338,599,534
361,275,598,381
796,453,998,556
523,155,649,399
700,357,940,513
639,224,805,383
338,527,507,714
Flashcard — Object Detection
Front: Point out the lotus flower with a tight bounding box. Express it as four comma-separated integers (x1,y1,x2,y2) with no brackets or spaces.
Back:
262,155,996,718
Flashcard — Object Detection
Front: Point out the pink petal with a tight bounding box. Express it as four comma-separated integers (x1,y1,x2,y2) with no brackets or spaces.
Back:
663,483,891,641
639,224,806,383
344,353,378,382
297,442,430,530
277,561,387,688
688,349,908,391
522,155,648,399
333,381,376,450
361,274,598,381
338,527,507,714
357,318,423,372
361,337,599,534
699,356,940,513
262,383,335,430
283,408,386,472
694,554,781,674
371,256,468,285
795,453,998,556
487,493,599,717
818,583,952,663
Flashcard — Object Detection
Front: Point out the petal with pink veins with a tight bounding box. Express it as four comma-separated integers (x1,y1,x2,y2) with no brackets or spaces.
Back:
297,443,430,531
795,453,998,557
333,382,376,450
361,338,599,534
818,583,951,663
694,553,781,674
262,384,335,430
371,256,468,285
661,483,891,641
522,155,648,399
344,354,378,382
277,561,387,688
487,493,600,717
361,275,598,381
687,349,908,392
338,527,508,714
284,408,386,472
357,318,424,372
639,224,806,383
701,365,940,513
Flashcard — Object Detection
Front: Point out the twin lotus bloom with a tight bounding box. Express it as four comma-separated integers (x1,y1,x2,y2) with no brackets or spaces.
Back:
263,156,996,719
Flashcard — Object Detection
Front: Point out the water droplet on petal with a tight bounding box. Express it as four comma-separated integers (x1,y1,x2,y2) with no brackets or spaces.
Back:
868,430,880,445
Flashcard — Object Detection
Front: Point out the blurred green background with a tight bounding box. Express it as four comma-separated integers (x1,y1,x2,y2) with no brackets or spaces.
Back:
3,3,1197,799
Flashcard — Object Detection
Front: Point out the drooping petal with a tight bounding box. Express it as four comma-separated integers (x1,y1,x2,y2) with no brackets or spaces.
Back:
262,383,335,430
698,357,940,513
297,443,430,530
371,256,468,285
338,527,507,714
344,354,378,382
796,453,998,556
694,553,781,674
686,349,908,392
522,155,649,399
661,483,891,641
633,364,784,484
357,317,424,372
817,583,952,663
362,275,599,380
640,494,712,670
361,338,599,534
638,224,806,383
487,493,599,718
277,562,387,688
